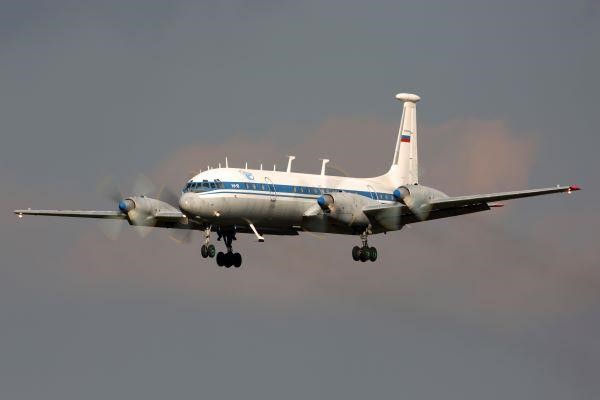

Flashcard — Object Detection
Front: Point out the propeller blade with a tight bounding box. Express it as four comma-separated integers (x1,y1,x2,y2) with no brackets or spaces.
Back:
169,229,194,244
97,219,125,240
132,225,153,238
158,185,180,208
97,176,123,203
404,196,431,221
132,173,156,197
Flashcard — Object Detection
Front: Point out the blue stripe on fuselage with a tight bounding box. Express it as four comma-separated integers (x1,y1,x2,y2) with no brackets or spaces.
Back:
183,181,396,201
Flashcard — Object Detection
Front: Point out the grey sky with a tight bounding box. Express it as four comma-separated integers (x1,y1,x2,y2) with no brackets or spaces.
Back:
1,1,599,399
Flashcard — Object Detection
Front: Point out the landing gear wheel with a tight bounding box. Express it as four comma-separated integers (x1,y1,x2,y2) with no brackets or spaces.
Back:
201,244,208,258
233,253,242,268
207,244,216,258
352,246,361,261
368,247,377,262
224,252,233,268
216,252,224,266
359,247,370,262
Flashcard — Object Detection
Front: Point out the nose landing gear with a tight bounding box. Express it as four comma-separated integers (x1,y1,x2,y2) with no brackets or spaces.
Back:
201,227,216,258
352,228,377,262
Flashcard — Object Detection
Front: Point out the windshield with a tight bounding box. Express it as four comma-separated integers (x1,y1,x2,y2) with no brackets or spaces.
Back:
182,179,224,193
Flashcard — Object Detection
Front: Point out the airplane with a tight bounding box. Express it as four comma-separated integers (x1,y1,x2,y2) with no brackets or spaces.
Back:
14,93,580,268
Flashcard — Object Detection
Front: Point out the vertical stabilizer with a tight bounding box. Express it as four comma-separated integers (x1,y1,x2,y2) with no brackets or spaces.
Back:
386,93,420,186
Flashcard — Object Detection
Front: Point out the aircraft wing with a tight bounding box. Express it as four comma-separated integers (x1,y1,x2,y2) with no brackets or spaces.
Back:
425,185,580,209
14,209,127,219
363,185,580,231
14,209,187,222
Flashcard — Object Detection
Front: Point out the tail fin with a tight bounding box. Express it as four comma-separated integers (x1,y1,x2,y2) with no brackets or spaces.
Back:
387,93,420,186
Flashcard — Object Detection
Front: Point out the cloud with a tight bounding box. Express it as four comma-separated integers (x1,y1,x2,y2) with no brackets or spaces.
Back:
59,115,599,327
422,119,538,193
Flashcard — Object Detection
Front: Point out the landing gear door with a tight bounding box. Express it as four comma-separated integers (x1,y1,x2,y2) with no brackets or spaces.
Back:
265,177,277,202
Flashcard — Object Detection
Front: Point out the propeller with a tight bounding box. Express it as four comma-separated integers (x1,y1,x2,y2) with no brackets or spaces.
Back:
96,176,126,240
393,187,431,221
301,160,350,237
96,174,188,242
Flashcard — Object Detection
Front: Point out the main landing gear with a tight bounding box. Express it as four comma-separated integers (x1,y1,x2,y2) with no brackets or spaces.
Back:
215,230,242,268
201,227,243,268
352,228,377,262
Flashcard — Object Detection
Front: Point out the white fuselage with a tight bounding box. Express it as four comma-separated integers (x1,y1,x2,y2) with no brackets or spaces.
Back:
178,167,397,234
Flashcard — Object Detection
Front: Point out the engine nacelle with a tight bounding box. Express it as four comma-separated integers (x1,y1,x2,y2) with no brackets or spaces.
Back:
393,184,447,205
317,194,334,210
316,192,376,227
119,196,180,226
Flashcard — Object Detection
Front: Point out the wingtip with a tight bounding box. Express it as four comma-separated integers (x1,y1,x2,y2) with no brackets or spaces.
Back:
568,185,581,192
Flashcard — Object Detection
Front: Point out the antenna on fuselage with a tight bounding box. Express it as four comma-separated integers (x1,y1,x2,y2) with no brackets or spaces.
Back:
245,161,248,169
260,163,263,170
218,163,221,168
286,155,296,173
273,164,276,171
225,157,229,168
320,159,330,176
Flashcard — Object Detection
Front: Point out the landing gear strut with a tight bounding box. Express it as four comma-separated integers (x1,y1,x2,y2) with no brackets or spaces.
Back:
200,226,216,258
352,227,377,262
216,230,242,268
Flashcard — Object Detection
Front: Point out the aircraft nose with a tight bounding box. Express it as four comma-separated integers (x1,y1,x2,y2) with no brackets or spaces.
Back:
179,192,193,212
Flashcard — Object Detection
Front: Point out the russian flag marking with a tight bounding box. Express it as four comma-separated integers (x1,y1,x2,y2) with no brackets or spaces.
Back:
401,135,411,143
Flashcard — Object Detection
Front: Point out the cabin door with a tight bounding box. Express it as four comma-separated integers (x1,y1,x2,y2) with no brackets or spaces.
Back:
265,177,277,202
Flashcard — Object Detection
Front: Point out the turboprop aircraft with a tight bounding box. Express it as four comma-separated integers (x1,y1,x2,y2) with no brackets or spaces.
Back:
14,93,580,268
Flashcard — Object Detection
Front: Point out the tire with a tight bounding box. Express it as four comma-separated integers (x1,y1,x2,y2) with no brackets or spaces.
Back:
207,244,216,258
201,244,208,258
224,252,232,268
352,246,361,261
359,247,369,262
216,252,224,266
369,247,378,262
233,253,242,268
